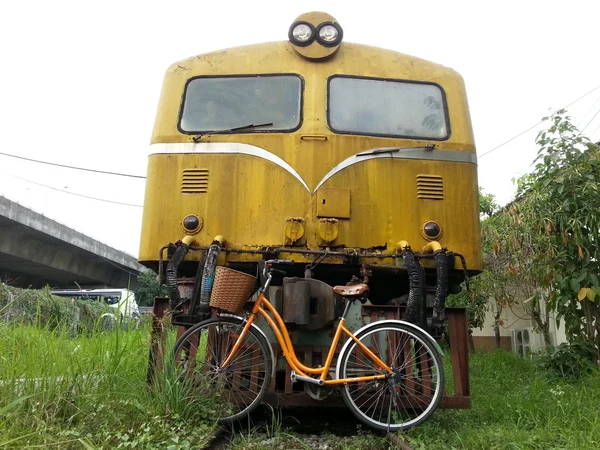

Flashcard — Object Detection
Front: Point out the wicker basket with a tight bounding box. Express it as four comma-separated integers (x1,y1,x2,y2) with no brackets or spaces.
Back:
209,266,257,313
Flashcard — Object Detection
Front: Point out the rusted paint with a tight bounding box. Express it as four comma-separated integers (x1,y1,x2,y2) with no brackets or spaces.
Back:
147,297,169,385
139,31,481,272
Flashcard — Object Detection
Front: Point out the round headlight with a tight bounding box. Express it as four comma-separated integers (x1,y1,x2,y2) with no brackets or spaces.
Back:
316,22,343,47
423,221,442,239
291,23,313,44
318,24,339,43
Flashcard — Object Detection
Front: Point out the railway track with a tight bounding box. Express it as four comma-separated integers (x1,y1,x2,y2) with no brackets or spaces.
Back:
202,407,415,449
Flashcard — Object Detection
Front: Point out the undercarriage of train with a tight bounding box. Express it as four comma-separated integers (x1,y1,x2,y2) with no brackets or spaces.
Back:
147,236,473,409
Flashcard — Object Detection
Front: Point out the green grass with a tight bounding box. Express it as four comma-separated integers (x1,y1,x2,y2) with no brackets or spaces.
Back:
0,320,217,449
2,309,599,450
402,350,600,449
227,351,600,450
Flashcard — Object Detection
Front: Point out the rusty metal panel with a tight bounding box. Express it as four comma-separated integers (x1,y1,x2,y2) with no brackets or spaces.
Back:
282,280,310,325
316,187,350,219
147,297,170,385
281,278,342,330
154,305,472,409
140,38,482,272
359,305,471,409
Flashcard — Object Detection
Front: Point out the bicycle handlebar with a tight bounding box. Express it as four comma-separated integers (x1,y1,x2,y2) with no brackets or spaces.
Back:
265,259,294,266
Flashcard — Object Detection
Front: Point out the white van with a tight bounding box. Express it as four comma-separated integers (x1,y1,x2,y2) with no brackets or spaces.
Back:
51,288,140,329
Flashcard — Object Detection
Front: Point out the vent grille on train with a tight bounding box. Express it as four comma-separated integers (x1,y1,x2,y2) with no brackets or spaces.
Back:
416,175,444,200
181,169,209,194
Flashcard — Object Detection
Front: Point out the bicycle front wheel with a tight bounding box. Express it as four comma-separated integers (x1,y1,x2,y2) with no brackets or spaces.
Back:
338,322,444,432
173,316,273,423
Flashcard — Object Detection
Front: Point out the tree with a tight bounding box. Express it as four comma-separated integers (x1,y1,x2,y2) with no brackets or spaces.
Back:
135,270,168,307
446,189,501,351
513,111,600,362
454,116,600,357
479,188,499,218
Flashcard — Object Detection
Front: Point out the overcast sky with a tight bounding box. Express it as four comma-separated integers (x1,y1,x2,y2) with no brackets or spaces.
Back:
1,0,599,257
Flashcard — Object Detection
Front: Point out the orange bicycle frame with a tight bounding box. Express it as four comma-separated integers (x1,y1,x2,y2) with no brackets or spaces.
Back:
220,290,393,385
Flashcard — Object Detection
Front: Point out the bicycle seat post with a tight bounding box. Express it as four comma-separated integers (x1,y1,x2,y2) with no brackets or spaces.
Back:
340,298,353,321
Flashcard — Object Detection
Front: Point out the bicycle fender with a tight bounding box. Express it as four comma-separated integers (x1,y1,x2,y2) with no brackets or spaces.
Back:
219,313,277,378
335,319,444,380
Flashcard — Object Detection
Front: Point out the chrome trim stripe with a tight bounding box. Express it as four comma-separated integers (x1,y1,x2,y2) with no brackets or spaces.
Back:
150,143,476,194
314,147,477,192
151,142,310,192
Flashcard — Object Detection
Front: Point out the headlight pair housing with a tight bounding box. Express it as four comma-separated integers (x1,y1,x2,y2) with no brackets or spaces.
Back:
289,21,343,47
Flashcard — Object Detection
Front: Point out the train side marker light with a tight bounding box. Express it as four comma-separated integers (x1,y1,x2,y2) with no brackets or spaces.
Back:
182,214,203,234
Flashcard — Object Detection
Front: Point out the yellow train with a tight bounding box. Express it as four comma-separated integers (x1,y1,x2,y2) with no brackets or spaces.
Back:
140,11,480,338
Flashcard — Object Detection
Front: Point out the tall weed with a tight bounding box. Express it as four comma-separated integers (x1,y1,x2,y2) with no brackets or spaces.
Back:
0,319,215,449
0,283,106,332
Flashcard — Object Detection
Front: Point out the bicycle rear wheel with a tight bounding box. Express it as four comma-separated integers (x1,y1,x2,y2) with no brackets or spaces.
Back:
173,316,273,423
337,322,443,432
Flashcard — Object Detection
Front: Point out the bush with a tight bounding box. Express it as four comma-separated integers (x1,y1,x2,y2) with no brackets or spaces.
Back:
538,342,598,380
0,283,106,333
135,269,168,307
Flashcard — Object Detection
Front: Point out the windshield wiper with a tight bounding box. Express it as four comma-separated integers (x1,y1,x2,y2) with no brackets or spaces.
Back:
356,144,435,157
192,122,273,142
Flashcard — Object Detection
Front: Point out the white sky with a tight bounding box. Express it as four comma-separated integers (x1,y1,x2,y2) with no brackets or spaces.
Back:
1,0,599,257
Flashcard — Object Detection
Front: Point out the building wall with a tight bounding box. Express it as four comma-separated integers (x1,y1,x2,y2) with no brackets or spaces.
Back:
471,297,567,351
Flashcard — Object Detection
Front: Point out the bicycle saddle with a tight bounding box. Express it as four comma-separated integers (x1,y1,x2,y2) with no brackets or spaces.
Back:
333,284,369,297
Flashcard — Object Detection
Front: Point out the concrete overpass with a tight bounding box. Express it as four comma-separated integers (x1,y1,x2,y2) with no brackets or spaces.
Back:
0,195,145,288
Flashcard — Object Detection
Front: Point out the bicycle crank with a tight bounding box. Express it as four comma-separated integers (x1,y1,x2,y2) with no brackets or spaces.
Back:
290,371,325,386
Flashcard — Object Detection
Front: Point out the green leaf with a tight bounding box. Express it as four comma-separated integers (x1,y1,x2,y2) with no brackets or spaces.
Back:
570,278,580,293
0,432,38,448
78,439,99,450
575,271,588,283
590,274,599,287
0,393,36,415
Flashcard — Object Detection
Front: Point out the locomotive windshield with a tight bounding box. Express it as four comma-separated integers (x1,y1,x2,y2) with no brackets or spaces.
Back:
179,75,302,133
327,76,449,140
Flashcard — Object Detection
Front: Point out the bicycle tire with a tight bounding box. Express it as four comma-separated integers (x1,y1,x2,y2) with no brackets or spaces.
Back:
173,316,273,423
337,321,444,431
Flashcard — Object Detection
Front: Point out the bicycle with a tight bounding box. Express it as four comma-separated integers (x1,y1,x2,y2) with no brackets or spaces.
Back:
173,259,444,431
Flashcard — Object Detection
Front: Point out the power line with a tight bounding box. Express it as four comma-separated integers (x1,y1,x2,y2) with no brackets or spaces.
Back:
479,83,600,159
579,107,600,135
0,151,146,179
2,171,143,208
591,120,600,137
577,94,600,128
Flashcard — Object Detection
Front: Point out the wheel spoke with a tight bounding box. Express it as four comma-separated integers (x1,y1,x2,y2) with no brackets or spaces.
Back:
173,318,272,423
340,324,443,431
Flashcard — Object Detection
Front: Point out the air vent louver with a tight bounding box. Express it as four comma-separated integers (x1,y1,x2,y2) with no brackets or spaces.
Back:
416,174,444,200
181,169,209,194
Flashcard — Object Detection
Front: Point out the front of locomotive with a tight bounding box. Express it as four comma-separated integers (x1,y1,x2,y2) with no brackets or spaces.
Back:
139,12,481,335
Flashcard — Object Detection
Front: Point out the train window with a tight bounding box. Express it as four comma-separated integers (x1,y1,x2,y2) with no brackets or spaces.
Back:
327,76,449,140
179,75,302,133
